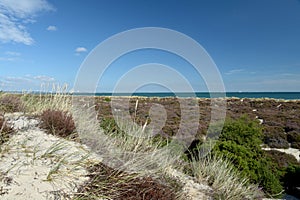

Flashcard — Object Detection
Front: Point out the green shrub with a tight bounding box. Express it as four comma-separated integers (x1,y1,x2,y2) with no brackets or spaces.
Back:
283,165,300,198
213,116,283,196
104,97,111,102
99,117,122,135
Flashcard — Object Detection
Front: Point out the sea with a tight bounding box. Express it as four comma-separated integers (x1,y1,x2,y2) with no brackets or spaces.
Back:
90,92,300,100
8,91,300,100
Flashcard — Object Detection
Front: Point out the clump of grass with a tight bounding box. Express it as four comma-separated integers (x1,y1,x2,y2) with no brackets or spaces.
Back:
0,116,14,145
101,116,184,176
74,162,177,200
39,109,77,138
0,93,24,113
190,153,263,199
21,84,71,114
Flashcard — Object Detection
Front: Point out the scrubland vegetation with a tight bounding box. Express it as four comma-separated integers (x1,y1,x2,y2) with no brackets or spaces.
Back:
0,91,300,199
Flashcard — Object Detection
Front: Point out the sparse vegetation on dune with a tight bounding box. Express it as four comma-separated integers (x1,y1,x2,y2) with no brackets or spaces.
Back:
0,93,24,113
0,92,300,199
21,84,72,114
0,115,14,145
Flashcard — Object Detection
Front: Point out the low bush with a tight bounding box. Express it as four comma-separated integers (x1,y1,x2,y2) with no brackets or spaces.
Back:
0,116,14,145
284,121,300,133
213,116,284,196
265,150,299,169
287,131,300,149
283,165,300,198
0,94,23,113
291,142,300,149
39,109,76,138
287,131,300,143
264,126,289,148
75,162,177,200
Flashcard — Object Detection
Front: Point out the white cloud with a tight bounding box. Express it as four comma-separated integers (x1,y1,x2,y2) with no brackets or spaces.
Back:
75,47,87,53
47,25,57,31
0,57,17,61
225,69,245,75
5,51,21,56
34,75,55,82
0,13,33,45
0,0,54,45
0,51,21,61
0,0,54,18
4,76,33,83
0,74,56,91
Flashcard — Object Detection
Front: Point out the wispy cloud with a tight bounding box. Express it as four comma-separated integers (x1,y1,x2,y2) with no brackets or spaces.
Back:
0,0,54,45
5,51,21,56
0,51,21,61
0,57,18,61
225,69,245,75
75,47,87,55
47,25,57,31
0,74,56,91
34,75,55,82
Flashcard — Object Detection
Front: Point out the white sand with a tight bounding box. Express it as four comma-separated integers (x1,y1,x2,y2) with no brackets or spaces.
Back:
166,167,213,200
0,113,101,200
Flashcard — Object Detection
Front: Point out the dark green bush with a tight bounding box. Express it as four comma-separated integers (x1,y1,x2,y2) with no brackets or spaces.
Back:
213,116,283,196
287,131,300,143
40,109,76,138
283,165,300,198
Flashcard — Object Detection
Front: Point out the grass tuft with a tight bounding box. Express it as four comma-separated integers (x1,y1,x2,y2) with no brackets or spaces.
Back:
21,84,71,114
190,153,263,199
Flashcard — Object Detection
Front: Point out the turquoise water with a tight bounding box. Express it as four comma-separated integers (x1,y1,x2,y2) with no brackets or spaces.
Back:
91,92,300,100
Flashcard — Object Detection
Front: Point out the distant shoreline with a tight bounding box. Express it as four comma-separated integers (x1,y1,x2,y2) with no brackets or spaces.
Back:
63,92,300,100
2,91,300,100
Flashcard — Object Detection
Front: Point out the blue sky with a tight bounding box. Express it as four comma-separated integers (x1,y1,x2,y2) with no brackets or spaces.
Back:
0,0,300,92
